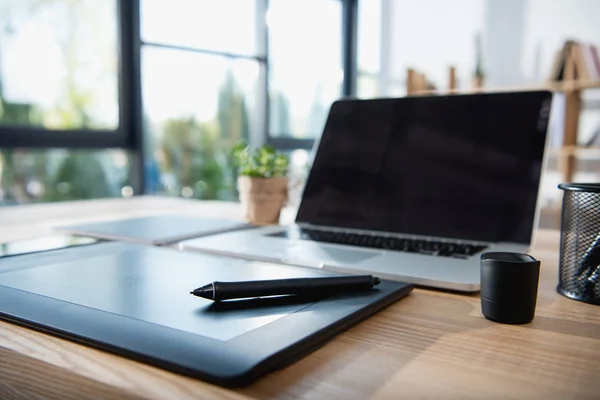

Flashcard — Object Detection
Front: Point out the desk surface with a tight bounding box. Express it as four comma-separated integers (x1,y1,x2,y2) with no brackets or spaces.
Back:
1,196,599,400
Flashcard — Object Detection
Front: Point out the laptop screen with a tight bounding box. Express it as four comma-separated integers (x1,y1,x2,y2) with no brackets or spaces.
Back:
296,91,553,244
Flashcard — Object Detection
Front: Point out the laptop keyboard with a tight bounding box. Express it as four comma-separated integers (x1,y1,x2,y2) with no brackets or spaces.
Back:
268,228,488,258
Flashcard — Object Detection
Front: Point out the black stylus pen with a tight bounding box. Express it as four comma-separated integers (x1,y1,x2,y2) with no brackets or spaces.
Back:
190,275,381,301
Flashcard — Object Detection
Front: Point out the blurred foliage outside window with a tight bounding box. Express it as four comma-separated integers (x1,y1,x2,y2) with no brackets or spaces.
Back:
0,0,125,205
141,49,257,201
0,149,131,206
141,0,332,201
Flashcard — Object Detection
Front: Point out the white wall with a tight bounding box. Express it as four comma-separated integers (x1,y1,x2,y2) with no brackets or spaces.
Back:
482,0,527,87
363,0,600,92
522,0,600,83
386,0,484,93
520,0,600,145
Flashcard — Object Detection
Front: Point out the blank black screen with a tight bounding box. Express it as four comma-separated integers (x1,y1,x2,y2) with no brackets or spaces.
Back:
296,91,553,244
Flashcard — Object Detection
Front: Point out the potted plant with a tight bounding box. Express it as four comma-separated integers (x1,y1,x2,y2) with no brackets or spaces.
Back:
232,143,289,225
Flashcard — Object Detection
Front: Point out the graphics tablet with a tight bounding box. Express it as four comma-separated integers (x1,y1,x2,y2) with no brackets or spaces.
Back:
0,242,412,387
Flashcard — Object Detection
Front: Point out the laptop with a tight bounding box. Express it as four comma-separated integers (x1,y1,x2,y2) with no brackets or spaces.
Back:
180,91,554,292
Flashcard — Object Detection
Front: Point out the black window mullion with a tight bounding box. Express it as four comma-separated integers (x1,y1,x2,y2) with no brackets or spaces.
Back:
0,128,128,149
342,0,358,97
119,0,144,194
265,137,314,151
141,41,267,63
263,0,271,149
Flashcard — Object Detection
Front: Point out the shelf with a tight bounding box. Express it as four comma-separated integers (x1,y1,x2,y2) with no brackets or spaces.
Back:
412,80,600,96
548,146,600,157
548,80,600,92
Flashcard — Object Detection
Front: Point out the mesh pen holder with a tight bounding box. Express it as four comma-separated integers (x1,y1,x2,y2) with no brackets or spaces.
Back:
557,183,600,305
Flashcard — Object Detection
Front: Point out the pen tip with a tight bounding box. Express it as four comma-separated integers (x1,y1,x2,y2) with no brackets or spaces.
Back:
373,277,381,285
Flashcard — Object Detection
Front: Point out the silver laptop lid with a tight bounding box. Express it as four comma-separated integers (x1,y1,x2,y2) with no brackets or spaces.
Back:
296,91,553,245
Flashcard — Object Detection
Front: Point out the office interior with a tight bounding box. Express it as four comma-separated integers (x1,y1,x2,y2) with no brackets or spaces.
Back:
0,0,599,225
1,1,600,397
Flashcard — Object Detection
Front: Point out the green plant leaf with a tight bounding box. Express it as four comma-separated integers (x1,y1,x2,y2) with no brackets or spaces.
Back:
234,144,289,178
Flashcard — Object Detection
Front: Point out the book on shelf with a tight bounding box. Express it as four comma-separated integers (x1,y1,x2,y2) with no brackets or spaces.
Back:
549,40,600,82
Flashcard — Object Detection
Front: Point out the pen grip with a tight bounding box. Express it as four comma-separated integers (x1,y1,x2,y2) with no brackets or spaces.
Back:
212,275,378,301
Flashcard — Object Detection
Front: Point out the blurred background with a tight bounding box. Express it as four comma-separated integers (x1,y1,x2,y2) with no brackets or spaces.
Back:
1,0,599,228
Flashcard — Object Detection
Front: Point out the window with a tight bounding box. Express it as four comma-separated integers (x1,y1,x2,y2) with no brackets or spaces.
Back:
0,0,356,205
268,0,343,140
0,0,135,205
140,0,265,201
356,0,381,98
140,0,350,200
0,149,132,205
141,0,260,56
0,0,120,130
141,47,260,200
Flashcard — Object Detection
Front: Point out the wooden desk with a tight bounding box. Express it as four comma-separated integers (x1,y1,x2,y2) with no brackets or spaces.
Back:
1,197,599,400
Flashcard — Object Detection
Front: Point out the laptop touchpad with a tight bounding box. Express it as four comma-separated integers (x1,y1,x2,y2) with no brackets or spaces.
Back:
286,243,379,265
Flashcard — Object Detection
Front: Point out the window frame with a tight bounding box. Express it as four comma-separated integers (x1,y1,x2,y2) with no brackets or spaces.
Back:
0,0,358,194
0,1,145,193
0,0,138,150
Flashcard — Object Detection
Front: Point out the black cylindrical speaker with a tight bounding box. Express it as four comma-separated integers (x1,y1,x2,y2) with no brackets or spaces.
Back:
480,252,541,324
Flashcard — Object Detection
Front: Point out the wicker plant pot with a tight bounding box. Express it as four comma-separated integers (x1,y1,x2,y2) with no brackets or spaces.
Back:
238,176,288,225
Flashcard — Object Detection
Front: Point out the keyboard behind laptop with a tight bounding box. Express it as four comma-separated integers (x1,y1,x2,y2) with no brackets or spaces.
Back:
268,228,488,259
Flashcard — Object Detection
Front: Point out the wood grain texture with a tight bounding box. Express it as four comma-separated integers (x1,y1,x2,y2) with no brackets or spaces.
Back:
1,197,599,400
561,89,582,182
